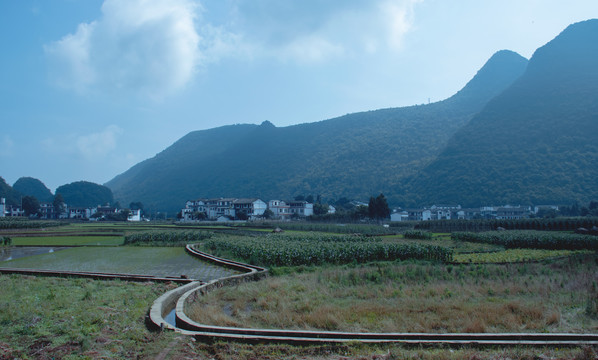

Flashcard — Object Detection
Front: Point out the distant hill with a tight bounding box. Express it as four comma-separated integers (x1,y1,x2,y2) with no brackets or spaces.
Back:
0,177,22,207
13,177,54,203
55,181,114,208
106,50,528,213
405,19,598,207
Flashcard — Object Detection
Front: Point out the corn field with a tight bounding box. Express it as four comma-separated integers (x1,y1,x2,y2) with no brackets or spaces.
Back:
124,230,213,246
452,230,598,250
203,233,453,266
0,218,62,229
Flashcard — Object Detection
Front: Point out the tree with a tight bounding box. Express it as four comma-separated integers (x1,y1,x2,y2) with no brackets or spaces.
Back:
313,203,329,215
368,193,390,221
22,195,40,217
53,193,66,219
263,209,274,219
235,210,248,221
129,202,144,214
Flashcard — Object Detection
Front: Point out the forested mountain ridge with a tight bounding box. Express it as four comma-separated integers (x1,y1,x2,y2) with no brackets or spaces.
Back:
12,177,53,203
405,19,598,207
106,50,528,213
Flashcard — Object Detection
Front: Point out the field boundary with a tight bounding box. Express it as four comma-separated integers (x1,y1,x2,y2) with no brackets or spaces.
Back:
0,267,195,283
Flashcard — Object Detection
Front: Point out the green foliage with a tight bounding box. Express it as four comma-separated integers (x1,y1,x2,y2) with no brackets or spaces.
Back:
0,176,22,207
416,217,598,233
55,181,114,208
403,230,433,240
407,21,598,207
203,233,453,266
124,230,213,246
453,249,588,263
452,230,598,250
12,177,53,203
21,195,40,216
0,217,62,229
1,236,12,246
368,193,390,220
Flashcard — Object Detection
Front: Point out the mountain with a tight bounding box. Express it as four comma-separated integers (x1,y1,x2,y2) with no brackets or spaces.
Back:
406,19,598,207
55,181,114,208
106,50,528,213
13,177,54,203
0,177,22,207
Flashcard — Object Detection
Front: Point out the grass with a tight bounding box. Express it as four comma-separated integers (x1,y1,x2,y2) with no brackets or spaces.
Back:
0,272,593,360
2,246,239,281
0,274,195,359
186,254,598,334
11,235,124,246
453,248,592,263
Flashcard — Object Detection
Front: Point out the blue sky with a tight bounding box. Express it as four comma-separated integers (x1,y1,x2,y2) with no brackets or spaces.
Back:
1,0,597,193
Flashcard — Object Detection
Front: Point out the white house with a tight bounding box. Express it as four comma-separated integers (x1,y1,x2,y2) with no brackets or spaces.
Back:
390,210,409,222
0,198,5,217
268,200,291,219
288,201,314,217
128,209,142,222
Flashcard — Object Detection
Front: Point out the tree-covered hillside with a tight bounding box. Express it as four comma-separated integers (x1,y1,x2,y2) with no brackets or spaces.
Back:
0,177,22,207
13,177,53,203
106,50,528,213
55,181,114,208
405,19,598,207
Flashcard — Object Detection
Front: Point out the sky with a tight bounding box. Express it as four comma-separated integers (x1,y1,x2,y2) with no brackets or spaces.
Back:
1,0,597,193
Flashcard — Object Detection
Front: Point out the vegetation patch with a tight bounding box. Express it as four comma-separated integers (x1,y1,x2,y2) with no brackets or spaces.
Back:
452,230,598,250
0,274,193,359
186,255,598,334
201,233,453,266
453,249,591,263
124,229,213,246
0,217,63,229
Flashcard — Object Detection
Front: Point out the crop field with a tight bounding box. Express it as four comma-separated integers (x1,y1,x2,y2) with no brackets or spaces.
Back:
1,221,598,358
186,254,598,334
2,246,239,281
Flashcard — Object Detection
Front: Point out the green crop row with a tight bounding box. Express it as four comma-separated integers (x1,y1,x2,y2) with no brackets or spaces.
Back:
0,218,63,229
417,217,598,233
403,230,433,240
123,230,213,246
452,230,598,250
453,249,589,263
203,234,452,267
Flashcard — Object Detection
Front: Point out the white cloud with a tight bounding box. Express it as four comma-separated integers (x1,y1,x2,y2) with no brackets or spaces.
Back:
225,0,421,63
76,125,124,159
45,0,201,99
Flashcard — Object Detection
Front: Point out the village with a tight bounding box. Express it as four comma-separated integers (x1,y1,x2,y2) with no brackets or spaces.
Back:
0,196,558,222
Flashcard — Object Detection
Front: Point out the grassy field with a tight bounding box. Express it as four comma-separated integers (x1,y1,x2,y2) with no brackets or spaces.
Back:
0,274,193,359
1,274,595,360
10,235,124,246
2,222,598,358
2,246,239,281
187,254,598,334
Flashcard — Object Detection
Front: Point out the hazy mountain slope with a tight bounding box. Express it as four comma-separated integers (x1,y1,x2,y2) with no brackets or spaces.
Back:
13,177,53,203
55,181,114,208
406,19,598,207
0,177,22,207
106,51,528,213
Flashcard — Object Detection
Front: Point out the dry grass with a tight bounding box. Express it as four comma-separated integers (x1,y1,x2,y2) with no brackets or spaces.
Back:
187,254,598,334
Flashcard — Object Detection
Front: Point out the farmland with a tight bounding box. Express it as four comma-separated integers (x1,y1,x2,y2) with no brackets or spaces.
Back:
1,221,597,358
